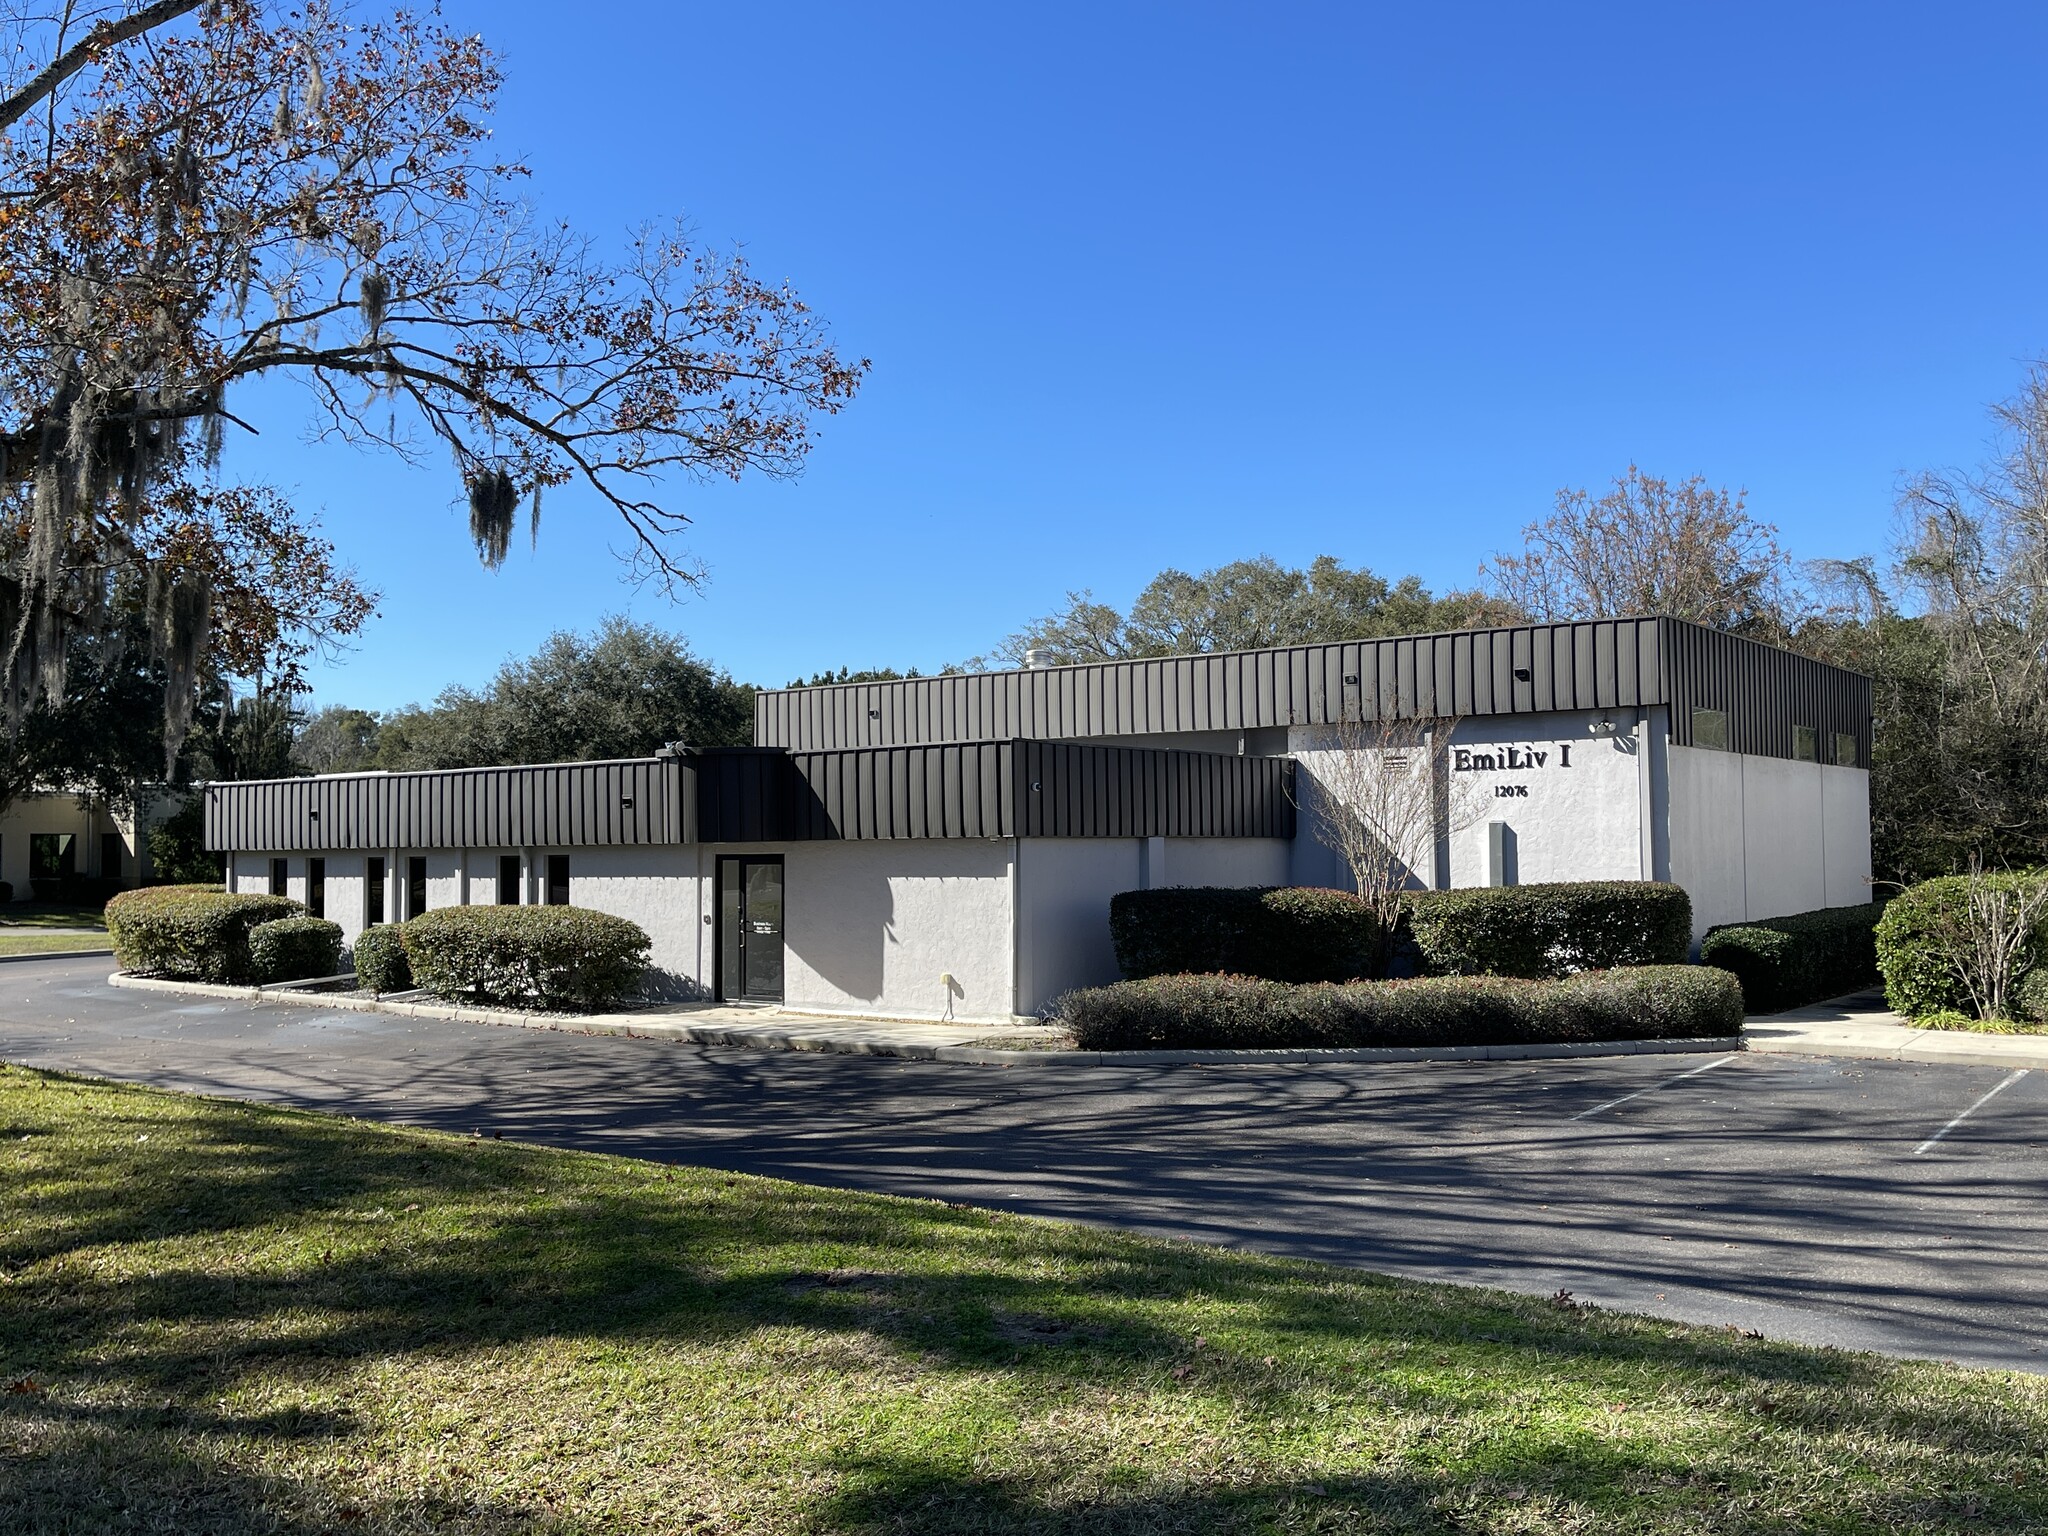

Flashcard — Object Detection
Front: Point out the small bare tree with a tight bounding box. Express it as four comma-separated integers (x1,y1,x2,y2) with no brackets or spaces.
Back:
1299,711,1485,966
1929,862,2048,1021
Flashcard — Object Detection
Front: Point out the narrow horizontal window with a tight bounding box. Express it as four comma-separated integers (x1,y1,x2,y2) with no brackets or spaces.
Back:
1690,707,1729,751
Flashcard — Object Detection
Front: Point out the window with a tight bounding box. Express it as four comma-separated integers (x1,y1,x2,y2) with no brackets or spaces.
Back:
100,831,125,881
1834,732,1859,768
30,832,75,881
406,856,428,920
1690,707,1729,751
307,857,325,919
1793,726,1817,762
365,857,386,927
546,854,570,907
270,857,288,897
497,854,521,905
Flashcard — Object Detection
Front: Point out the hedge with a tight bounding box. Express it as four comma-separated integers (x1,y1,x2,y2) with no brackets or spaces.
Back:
401,905,651,1011
105,885,303,982
248,917,344,984
1059,965,1743,1051
1109,886,1381,983
351,923,413,995
1876,872,2048,1020
1404,881,1693,979
1699,902,1886,1015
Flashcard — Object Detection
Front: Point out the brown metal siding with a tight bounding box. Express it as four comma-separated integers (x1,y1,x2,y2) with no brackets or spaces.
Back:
755,616,1867,764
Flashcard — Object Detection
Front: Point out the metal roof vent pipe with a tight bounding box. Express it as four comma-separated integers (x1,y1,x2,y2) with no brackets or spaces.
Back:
1022,648,1053,671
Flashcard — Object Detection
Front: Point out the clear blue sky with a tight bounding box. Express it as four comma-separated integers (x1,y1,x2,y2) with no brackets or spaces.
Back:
244,1,2048,710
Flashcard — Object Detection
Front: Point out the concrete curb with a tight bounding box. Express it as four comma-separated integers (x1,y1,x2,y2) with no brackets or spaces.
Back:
0,946,113,964
1746,1030,2048,1070
104,971,1742,1067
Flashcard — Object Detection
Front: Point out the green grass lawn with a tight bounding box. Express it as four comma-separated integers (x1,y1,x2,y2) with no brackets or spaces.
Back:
3,1065,2044,1534
0,903,107,931
0,933,112,957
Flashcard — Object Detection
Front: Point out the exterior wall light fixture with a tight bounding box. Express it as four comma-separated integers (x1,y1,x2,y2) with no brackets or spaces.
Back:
1588,717,1619,738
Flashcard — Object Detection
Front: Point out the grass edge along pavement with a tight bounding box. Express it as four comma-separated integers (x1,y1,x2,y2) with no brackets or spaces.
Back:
4,1065,2048,1534
0,933,114,957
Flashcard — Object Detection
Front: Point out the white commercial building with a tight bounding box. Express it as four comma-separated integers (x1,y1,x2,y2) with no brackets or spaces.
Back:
206,616,1871,1024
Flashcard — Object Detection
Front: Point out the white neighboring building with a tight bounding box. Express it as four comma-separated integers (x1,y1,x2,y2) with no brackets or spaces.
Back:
0,788,177,897
206,616,1872,1022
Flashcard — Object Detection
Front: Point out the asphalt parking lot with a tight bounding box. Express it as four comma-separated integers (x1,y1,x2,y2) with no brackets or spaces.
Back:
2,955,2043,1372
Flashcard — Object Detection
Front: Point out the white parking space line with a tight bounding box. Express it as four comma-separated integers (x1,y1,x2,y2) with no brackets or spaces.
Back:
1570,1054,1741,1121
1915,1070,2030,1155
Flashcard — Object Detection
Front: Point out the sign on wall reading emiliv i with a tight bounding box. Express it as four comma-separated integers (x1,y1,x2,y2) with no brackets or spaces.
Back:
1449,743,1576,772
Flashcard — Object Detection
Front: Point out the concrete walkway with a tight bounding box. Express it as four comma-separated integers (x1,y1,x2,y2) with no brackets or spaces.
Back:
107,972,1068,1058
1747,989,2048,1067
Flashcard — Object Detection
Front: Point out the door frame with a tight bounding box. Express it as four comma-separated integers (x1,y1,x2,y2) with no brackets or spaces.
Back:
715,854,786,1003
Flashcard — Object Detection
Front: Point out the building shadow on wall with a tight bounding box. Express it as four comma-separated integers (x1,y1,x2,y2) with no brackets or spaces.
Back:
786,858,892,1005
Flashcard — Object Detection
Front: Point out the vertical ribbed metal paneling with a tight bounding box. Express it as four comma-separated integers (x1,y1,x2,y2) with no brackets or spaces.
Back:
205,741,1294,852
1660,620,1872,764
204,758,687,853
754,619,1669,748
753,616,1869,765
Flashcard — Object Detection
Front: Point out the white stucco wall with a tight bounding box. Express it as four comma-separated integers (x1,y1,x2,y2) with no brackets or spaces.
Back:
1666,744,1745,933
560,845,709,996
1153,836,1293,889
1441,714,1645,887
1820,766,1873,908
1289,713,1646,893
778,838,1015,1023
1015,837,1140,1015
1286,724,1439,890
1740,754,1827,921
1668,745,1875,933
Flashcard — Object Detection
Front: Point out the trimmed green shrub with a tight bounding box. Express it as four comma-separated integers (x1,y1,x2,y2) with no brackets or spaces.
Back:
1109,886,1381,983
402,905,651,1011
104,884,303,982
1699,902,1885,1015
1404,881,1693,979
1059,965,1742,1051
351,923,413,995
1876,872,2048,1019
2015,967,2048,1025
248,917,344,983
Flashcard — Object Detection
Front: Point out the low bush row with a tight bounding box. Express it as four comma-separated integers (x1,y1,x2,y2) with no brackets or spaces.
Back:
1059,965,1742,1051
1110,880,1694,985
389,906,650,1012
1403,882,1694,979
106,885,303,983
1699,902,1885,1014
352,923,413,995
248,917,344,984
1110,886,1380,983
109,885,652,1009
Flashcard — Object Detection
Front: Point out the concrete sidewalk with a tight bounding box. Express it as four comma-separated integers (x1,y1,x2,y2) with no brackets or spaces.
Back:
1746,989,2048,1067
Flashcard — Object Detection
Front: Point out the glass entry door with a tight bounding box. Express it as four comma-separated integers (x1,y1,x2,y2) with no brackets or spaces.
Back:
717,857,784,1002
